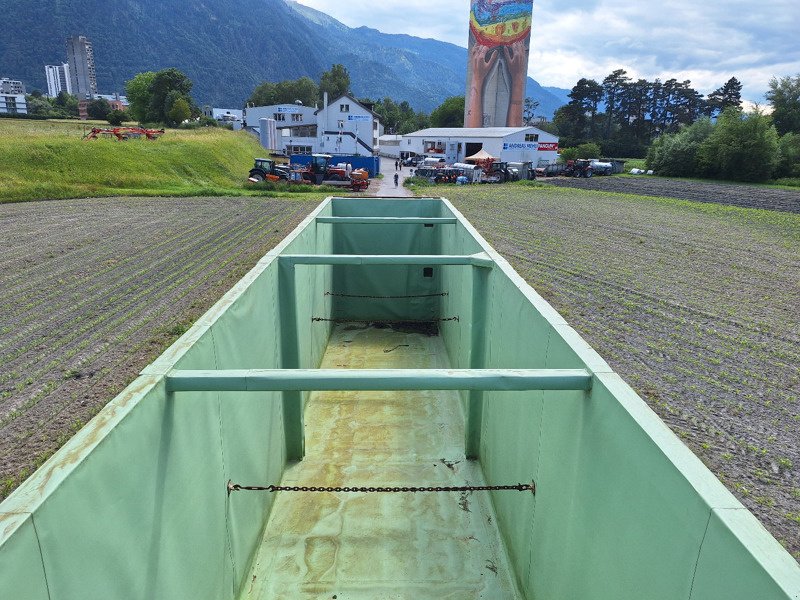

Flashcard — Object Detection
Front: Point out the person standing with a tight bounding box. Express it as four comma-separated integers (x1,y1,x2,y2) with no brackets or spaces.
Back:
394,172,399,187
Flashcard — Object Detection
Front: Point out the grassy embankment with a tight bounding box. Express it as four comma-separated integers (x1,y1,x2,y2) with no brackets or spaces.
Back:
0,119,333,202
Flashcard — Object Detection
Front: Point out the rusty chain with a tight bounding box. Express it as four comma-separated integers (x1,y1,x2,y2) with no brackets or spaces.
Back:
311,317,459,324
228,480,535,496
325,292,449,299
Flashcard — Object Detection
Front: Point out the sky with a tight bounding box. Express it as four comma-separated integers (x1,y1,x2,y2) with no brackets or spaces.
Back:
293,0,800,107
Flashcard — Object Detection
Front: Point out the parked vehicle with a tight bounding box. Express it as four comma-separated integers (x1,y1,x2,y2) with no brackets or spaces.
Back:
402,155,424,167
563,159,593,178
248,158,290,182
536,163,565,177
590,160,614,176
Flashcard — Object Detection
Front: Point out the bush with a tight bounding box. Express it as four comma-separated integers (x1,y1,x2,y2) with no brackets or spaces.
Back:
559,147,578,162
697,109,778,182
776,133,800,178
107,110,128,126
646,118,713,177
576,142,601,159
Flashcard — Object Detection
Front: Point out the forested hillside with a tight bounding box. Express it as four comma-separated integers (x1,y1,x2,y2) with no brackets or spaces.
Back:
0,0,567,115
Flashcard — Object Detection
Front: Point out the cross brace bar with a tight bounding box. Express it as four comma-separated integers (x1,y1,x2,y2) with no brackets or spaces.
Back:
279,254,494,268
315,217,457,225
165,368,593,393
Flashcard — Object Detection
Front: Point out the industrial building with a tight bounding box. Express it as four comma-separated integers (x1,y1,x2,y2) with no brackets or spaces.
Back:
66,36,97,99
244,94,383,156
400,126,559,165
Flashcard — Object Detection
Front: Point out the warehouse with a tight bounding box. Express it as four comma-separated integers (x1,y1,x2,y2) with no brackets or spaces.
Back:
401,126,559,165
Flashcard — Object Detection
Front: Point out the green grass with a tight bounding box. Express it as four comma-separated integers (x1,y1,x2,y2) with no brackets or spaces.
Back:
0,119,327,202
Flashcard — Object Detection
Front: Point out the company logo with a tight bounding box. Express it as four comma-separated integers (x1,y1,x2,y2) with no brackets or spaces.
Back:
276,106,301,114
538,142,559,152
347,115,372,122
503,142,538,150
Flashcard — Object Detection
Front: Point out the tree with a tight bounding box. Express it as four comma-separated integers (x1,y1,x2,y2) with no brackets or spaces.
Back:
107,109,127,126
54,92,79,117
776,133,800,178
147,68,194,124
602,69,630,138
125,71,156,122
706,77,743,117
167,96,191,126
697,109,778,182
646,118,714,177
430,96,464,128
766,75,800,135
567,78,603,139
319,64,351,102
87,98,112,120
248,76,319,107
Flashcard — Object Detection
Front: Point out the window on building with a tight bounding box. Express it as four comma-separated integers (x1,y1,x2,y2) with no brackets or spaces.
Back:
525,133,539,142
274,113,286,121
340,104,350,112
291,113,302,122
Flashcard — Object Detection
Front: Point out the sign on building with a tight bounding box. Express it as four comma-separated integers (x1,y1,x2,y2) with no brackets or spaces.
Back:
347,115,372,122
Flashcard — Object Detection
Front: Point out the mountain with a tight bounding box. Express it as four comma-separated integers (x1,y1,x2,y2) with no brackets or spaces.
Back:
0,0,569,117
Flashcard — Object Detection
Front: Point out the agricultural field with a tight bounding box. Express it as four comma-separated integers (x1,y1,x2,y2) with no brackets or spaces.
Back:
544,175,800,213
448,183,800,558
0,119,334,202
0,196,319,498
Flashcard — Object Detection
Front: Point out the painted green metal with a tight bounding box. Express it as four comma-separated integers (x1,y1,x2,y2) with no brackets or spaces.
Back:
315,216,458,224
165,368,593,392
1,196,798,600
281,253,494,268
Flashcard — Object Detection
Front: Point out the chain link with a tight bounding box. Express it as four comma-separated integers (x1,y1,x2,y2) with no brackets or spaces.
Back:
311,317,459,324
325,292,449,299
228,480,535,495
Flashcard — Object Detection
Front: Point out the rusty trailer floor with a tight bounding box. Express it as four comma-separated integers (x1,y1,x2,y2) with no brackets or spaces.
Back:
243,325,520,599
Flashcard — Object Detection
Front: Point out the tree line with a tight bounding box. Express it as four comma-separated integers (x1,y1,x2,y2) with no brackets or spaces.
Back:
553,69,745,157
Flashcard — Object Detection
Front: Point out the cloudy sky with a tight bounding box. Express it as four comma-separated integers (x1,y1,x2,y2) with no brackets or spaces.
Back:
294,0,799,105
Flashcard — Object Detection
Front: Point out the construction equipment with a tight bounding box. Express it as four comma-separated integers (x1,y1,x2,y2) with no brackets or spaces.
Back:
84,127,165,141
248,158,290,183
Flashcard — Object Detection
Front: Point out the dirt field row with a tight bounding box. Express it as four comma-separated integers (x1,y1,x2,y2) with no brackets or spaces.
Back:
448,183,800,559
0,196,318,497
542,175,800,213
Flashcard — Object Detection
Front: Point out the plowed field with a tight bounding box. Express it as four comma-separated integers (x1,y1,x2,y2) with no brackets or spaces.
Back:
0,196,318,497
449,183,800,559
544,175,800,213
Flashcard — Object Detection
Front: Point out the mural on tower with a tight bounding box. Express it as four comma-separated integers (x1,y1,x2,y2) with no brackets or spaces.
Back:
464,0,534,128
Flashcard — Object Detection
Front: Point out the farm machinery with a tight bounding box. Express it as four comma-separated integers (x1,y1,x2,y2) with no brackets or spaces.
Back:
248,153,370,191
84,127,165,141
297,154,370,191
248,158,290,182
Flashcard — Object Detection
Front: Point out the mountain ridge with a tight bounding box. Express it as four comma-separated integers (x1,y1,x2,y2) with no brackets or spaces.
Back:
0,0,568,116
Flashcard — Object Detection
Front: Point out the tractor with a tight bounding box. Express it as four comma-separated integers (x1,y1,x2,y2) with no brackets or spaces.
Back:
563,159,594,178
248,158,290,182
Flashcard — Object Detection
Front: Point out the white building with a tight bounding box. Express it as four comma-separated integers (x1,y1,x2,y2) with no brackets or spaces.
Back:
401,127,559,165
378,134,404,159
45,64,72,97
243,95,383,156
244,103,318,154
0,94,28,115
315,94,382,156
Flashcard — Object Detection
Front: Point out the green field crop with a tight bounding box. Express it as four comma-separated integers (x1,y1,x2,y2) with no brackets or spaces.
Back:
0,119,331,202
445,183,800,559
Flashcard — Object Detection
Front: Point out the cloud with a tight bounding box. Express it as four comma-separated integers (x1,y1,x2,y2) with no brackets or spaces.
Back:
292,0,800,103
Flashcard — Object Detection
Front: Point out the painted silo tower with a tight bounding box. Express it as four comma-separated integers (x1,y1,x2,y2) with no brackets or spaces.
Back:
464,0,533,128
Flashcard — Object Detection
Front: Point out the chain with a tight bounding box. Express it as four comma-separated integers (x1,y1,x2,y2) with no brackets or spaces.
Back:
311,317,459,324
228,480,535,496
325,292,449,299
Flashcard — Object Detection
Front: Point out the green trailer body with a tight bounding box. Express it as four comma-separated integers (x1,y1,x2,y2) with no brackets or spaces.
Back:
1,197,798,599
